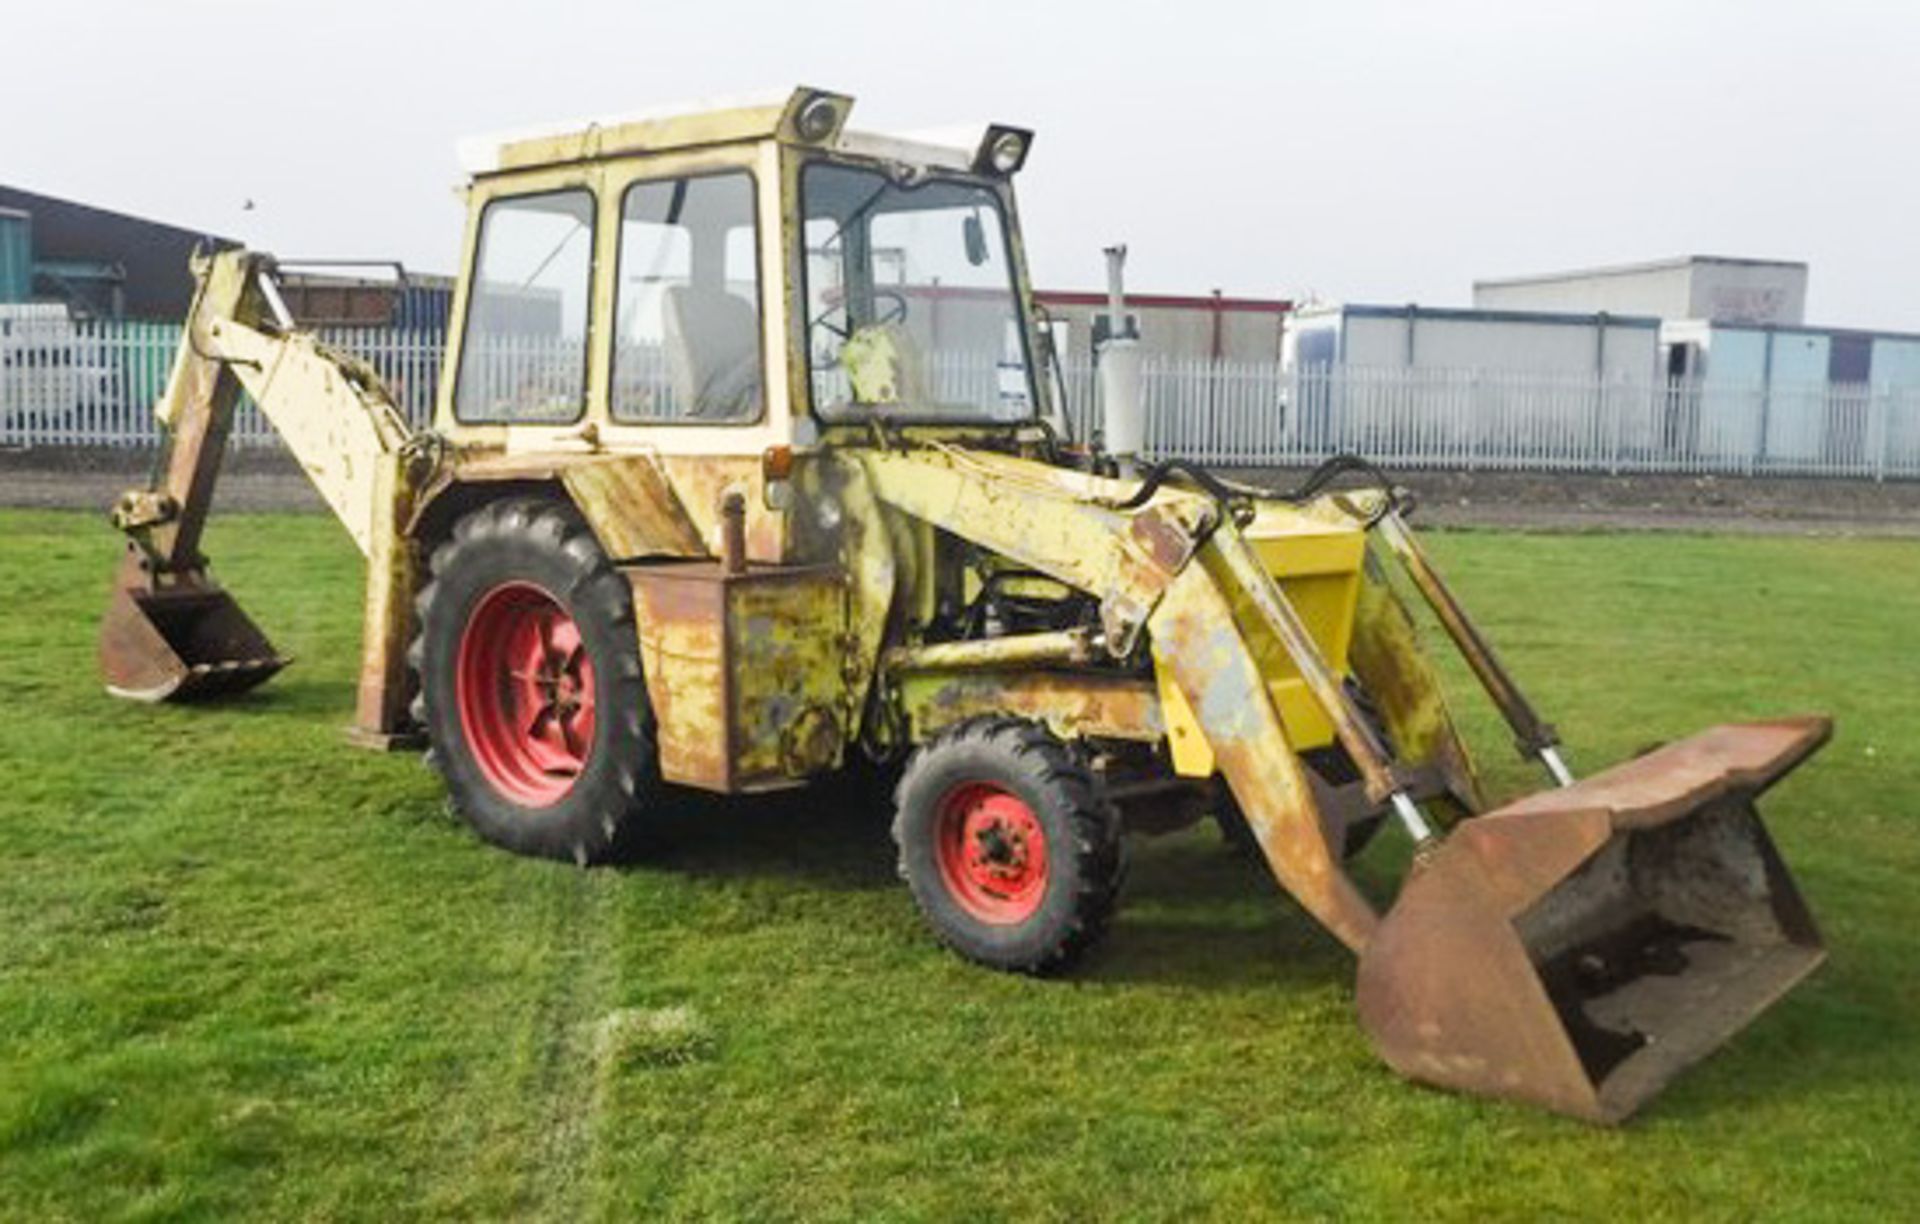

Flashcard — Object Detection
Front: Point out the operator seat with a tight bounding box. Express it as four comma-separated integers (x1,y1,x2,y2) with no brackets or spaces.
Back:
663,285,761,419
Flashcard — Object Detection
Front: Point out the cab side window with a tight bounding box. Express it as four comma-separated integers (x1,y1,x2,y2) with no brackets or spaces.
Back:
454,188,595,423
612,172,762,423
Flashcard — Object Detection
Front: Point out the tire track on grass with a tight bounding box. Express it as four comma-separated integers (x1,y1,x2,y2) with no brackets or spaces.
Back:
512,867,621,1220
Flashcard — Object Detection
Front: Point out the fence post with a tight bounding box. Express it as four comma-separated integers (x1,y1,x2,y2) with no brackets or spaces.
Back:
1608,377,1624,475
1874,384,1888,483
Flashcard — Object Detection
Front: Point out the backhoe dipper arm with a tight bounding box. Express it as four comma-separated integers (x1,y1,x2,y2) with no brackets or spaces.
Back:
110,251,262,573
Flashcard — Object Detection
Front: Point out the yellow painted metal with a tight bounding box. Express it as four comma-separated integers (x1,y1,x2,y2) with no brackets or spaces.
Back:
208,319,411,557
120,249,421,741
1349,545,1485,815
1149,548,1379,952
898,670,1163,743
626,560,848,792
1153,660,1215,777
557,455,707,558
477,88,848,178
887,629,1097,673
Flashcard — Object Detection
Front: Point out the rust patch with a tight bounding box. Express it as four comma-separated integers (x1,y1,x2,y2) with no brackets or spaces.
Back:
627,560,848,792
1127,504,1202,573
898,670,1163,743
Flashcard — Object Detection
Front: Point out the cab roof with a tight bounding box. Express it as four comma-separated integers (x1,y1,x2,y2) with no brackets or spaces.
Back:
454,86,1012,179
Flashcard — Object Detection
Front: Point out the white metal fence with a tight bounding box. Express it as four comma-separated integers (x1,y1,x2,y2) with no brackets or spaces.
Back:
6,317,1920,480
1058,358,1920,479
0,317,441,448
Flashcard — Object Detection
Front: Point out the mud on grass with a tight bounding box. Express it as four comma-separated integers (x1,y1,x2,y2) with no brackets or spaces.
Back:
1,508,1917,1218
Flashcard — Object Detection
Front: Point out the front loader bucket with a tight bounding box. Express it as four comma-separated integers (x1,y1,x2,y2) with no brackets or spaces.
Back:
101,566,287,702
1356,717,1829,1124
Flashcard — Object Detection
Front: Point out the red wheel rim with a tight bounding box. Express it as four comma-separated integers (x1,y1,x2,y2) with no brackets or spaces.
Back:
455,582,597,807
933,783,1049,924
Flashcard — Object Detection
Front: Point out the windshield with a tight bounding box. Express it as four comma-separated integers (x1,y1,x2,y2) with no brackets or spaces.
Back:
801,162,1034,421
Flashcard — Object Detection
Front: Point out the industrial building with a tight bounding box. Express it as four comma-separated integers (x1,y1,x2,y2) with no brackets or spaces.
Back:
1034,289,1290,364
1473,255,1808,327
0,184,442,328
1282,302,1662,381
0,185,227,320
1470,253,1920,393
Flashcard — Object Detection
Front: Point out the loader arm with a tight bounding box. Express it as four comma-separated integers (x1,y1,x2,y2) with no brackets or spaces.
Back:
102,248,422,743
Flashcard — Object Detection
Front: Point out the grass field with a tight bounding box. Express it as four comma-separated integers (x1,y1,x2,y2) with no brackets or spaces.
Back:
2,507,1916,1220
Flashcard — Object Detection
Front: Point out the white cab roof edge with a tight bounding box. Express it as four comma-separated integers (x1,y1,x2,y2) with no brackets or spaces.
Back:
455,89,797,176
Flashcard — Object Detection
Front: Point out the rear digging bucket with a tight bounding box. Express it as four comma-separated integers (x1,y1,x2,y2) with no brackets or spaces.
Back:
101,567,288,702
1356,718,1829,1123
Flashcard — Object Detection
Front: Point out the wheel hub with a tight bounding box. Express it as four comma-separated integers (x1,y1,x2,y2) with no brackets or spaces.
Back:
455,582,598,807
935,783,1049,924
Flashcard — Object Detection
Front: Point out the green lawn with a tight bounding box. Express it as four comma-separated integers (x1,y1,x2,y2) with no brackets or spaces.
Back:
2,508,1916,1220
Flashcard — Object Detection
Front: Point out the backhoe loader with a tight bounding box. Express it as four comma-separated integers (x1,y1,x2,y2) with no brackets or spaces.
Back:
100,88,1829,1123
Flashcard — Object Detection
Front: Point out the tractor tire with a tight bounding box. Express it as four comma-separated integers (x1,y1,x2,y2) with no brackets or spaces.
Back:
412,497,663,865
892,718,1125,974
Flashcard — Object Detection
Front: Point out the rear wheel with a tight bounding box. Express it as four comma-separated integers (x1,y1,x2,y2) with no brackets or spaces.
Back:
893,718,1124,974
413,497,664,864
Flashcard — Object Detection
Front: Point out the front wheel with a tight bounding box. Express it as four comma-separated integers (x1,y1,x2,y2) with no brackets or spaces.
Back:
892,718,1125,974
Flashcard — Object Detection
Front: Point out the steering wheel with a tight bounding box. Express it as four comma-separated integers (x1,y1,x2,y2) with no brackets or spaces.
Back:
872,289,909,327
810,290,911,342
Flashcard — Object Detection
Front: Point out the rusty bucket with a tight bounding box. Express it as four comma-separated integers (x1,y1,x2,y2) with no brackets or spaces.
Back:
1356,717,1829,1124
100,554,287,702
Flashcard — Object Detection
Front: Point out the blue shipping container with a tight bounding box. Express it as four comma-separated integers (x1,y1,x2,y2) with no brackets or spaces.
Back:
0,208,32,303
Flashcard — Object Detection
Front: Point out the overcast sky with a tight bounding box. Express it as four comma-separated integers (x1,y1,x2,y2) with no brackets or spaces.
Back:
7,1,1916,329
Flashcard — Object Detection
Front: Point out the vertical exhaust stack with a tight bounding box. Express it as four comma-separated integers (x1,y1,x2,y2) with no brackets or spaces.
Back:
1097,244,1144,470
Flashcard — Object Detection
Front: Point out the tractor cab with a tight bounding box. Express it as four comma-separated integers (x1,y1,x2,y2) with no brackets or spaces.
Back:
438,88,1048,472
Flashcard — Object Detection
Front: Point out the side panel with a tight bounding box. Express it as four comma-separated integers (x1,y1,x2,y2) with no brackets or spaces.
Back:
898,671,1163,744
727,569,848,785
628,566,729,788
561,455,708,558
627,561,848,792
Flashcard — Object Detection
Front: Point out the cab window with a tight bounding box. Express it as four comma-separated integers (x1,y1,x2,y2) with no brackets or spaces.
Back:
611,171,762,423
454,188,595,423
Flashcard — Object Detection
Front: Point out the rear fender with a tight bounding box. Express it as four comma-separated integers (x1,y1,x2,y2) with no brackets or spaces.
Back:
409,453,707,562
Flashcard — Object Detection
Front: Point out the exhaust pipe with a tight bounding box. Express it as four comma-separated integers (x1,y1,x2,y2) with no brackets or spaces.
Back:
1097,244,1143,468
